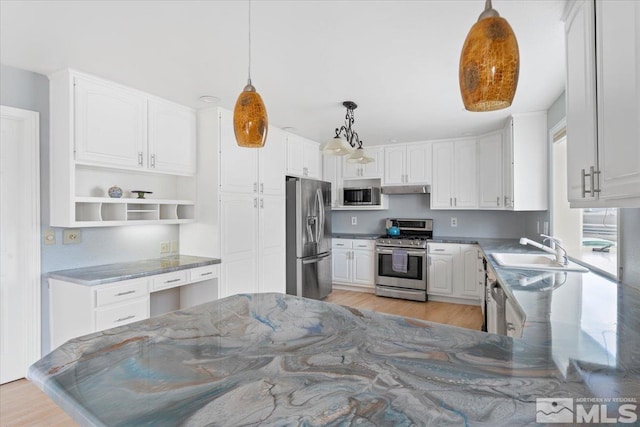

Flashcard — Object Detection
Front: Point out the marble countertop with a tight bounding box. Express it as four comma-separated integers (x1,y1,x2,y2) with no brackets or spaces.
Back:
30,293,638,427
48,255,221,286
332,233,380,240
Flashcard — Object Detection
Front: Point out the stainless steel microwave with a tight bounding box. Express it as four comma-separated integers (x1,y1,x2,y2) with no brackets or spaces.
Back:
343,187,381,205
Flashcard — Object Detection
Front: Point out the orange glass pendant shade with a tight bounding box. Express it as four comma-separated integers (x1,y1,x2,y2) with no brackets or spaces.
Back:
459,1,519,112
233,81,268,148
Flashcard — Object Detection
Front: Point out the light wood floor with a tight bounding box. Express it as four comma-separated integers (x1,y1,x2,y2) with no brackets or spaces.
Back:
0,290,482,425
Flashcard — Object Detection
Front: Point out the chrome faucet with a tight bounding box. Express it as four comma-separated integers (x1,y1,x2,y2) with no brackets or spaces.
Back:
519,234,568,265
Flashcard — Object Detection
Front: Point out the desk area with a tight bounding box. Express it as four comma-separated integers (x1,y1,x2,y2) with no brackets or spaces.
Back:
48,255,221,348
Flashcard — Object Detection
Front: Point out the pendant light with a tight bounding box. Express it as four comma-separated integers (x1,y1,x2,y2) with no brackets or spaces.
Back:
459,0,519,112
233,1,268,148
322,101,374,165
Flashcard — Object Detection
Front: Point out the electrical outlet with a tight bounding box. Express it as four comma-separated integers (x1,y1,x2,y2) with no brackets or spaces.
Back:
160,241,171,254
451,217,458,227
351,216,357,225
44,229,56,245
63,229,81,244
170,240,179,254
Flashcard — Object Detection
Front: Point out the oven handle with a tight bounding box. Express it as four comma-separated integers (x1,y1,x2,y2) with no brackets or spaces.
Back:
376,248,426,257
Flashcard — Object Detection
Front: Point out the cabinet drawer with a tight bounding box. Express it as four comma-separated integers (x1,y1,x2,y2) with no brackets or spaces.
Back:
428,243,457,255
352,240,375,250
95,278,149,308
151,270,188,292
189,264,219,283
332,239,353,249
95,298,149,331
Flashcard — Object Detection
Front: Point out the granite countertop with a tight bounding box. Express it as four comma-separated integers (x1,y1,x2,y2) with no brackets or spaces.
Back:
48,255,221,286
29,292,635,426
332,233,380,240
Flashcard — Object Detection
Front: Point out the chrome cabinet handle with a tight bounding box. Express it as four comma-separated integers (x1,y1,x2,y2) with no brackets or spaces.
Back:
115,290,136,297
454,197,457,207
260,198,264,208
199,272,213,276
253,182,258,193
433,248,445,252
497,196,500,206
449,197,453,207
592,166,601,195
150,154,156,168
253,198,258,208
165,278,181,284
137,152,143,166
116,315,135,323
260,183,264,193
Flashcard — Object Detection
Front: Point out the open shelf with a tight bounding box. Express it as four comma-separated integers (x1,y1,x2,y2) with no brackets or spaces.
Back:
74,197,195,225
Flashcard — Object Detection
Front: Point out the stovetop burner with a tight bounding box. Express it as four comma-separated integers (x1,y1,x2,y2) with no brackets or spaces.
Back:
376,218,433,249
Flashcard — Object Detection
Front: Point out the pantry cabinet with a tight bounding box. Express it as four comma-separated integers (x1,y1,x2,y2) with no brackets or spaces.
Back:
332,239,375,289
564,0,640,207
49,69,197,227
383,142,432,186
431,139,477,209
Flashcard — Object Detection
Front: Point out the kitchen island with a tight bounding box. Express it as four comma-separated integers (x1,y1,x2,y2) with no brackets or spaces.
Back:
29,290,639,426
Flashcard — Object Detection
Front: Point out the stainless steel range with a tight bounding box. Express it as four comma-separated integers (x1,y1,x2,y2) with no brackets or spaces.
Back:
375,218,433,302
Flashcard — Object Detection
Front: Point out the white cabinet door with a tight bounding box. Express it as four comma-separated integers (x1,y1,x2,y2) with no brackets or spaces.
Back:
74,76,146,168
428,254,453,295
596,0,640,201
502,121,514,208
352,249,375,286
332,248,352,283
505,297,524,338
258,195,286,293
286,134,305,177
323,156,342,207
384,145,406,185
456,245,483,299
219,109,259,194
342,160,360,179
565,0,599,204
361,146,384,178
406,142,432,184
260,127,286,195
219,193,259,297
453,139,478,209
147,99,196,175
431,142,453,208
478,133,503,208
303,139,321,179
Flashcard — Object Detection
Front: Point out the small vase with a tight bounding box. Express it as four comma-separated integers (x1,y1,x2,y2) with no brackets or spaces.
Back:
108,185,123,198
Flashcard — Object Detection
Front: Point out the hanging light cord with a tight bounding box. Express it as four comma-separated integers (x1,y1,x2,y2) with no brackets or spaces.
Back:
247,0,252,85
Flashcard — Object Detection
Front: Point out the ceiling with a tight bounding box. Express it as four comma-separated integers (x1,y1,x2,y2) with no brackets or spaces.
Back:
0,0,567,146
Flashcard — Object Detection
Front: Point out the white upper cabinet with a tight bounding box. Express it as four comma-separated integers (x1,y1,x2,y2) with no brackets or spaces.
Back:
323,156,342,207
148,98,196,175
595,0,640,203
73,73,196,176
74,76,147,169
343,146,384,179
478,132,503,208
503,113,548,211
565,0,640,207
219,109,259,194
383,142,431,185
260,126,287,195
286,133,321,179
431,139,477,209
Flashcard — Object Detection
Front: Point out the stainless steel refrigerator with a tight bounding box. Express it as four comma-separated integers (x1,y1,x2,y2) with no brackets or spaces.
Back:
286,177,332,300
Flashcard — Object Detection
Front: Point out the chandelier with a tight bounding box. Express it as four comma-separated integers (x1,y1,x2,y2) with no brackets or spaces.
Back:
322,101,374,164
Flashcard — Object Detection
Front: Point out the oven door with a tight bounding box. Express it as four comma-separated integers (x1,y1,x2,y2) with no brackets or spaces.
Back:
375,247,427,290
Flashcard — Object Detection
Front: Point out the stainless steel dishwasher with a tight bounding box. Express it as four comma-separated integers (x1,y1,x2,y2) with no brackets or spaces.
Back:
486,263,506,335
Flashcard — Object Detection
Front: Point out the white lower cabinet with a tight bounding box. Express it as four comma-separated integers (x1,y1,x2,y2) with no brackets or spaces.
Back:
427,243,483,302
505,297,525,338
332,239,375,289
49,264,219,348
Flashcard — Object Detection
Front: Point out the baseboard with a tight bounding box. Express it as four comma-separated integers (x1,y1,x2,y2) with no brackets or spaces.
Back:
332,283,375,294
428,294,482,306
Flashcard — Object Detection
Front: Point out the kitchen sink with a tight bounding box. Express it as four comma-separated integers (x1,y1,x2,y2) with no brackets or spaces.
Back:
492,252,589,272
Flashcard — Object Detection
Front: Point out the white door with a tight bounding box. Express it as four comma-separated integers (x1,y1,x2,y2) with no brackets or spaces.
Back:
478,133,503,208
453,139,478,208
384,145,406,185
74,76,146,168
0,106,40,384
502,121,514,208
303,139,321,179
457,245,482,298
332,249,352,283
258,195,286,293
219,109,258,194
352,250,374,286
259,127,286,196
285,134,305,177
406,142,432,184
596,0,640,201
219,194,259,297
431,142,453,208
428,254,453,295
361,147,384,178
147,99,196,175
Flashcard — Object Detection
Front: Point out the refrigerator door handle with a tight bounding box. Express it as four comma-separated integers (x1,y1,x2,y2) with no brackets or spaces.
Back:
316,188,325,243
302,252,332,264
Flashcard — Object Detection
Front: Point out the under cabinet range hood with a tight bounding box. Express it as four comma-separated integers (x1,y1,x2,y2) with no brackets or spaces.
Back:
381,185,431,195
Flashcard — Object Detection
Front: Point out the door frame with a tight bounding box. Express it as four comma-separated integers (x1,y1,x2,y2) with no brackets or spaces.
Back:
1,105,41,381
